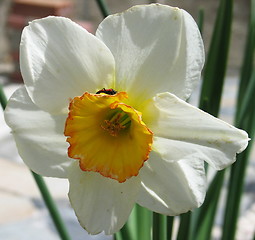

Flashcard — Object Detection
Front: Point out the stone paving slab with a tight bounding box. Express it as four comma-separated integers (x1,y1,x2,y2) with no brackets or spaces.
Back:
0,209,112,240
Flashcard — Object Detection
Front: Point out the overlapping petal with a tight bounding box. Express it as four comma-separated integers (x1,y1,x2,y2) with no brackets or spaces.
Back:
4,87,71,177
168,10,205,100
20,16,115,114
96,4,204,107
68,162,140,235
137,151,206,215
3,3,249,236
143,92,249,169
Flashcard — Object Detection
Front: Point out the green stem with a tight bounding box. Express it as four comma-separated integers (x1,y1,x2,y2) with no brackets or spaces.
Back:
177,212,191,240
237,0,255,113
95,0,110,18
221,0,255,238
167,216,174,240
0,84,7,109
222,108,255,240
198,8,204,34
193,170,225,240
117,204,138,240
153,212,160,240
114,232,123,240
199,0,233,116
153,212,167,240
0,85,71,240
221,156,247,240
32,172,71,240
118,223,133,240
136,205,152,240
193,0,233,237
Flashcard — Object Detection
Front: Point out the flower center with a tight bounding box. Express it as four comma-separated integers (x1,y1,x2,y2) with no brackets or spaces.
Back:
101,109,131,137
64,91,153,182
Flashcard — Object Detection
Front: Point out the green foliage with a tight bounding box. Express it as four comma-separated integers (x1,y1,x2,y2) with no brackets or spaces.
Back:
199,0,233,117
221,0,255,238
188,0,234,238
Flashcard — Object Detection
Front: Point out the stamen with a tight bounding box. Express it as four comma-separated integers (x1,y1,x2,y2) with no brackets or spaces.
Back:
101,109,131,136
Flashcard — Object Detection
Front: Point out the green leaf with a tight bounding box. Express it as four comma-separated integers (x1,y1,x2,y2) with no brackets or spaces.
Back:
198,8,204,34
118,206,138,240
153,212,167,240
114,231,123,240
192,0,234,238
177,212,191,240
167,216,174,240
236,70,255,126
136,205,152,240
118,223,134,240
199,0,233,117
192,170,225,240
222,78,255,240
236,0,255,113
0,84,7,109
117,204,152,240
95,0,110,18
221,0,255,238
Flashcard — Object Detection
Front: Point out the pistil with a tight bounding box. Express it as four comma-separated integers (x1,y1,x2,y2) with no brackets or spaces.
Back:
101,109,131,136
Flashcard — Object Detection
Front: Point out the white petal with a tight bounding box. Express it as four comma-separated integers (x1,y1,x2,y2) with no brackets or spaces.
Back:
144,92,249,169
4,86,71,178
96,4,204,106
20,16,115,113
168,9,205,100
68,162,140,235
137,151,206,215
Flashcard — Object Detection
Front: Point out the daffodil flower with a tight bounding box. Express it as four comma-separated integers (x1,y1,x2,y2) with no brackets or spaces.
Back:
4,4,249,235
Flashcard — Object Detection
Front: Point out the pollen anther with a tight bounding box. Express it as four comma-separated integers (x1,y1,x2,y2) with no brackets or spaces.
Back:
101,110,131,136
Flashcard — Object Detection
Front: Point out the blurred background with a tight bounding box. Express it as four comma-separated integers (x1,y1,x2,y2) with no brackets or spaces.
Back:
0,1,253,240
0,0,249,82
